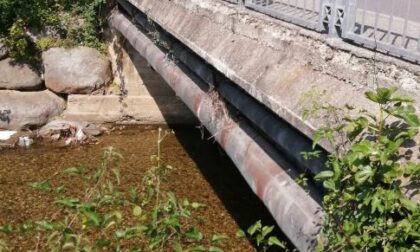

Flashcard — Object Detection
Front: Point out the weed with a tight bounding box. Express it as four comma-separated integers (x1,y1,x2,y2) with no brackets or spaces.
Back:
0,0,112,62
237,220,287,252
303,87,420,251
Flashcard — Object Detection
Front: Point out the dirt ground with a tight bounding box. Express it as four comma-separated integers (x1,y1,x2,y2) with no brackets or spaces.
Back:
0,126,287,251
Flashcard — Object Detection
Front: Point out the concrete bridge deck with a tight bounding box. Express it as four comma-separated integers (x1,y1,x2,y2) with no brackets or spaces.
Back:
121,0,419,151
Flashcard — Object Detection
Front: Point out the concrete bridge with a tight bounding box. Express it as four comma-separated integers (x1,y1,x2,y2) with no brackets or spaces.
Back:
105,0,420,251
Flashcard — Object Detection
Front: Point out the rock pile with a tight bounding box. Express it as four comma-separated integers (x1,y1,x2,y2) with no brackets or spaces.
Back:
0,46,112,132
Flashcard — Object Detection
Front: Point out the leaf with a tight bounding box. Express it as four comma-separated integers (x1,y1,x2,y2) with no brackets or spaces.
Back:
314,171,334,181
401,198,418,212
365,91,379,103
0,224,12,234
390,95,414,103
189,245,206,252
255,234,264,246
261,225,274,238
62,242,75,250
247,220,262,236
268,236,286,248
312,130,326,149
404,113,420,127
112,168,121,185
355,166,374,184
64,166,86,176
82,210,101,227
167,192,178,206
54,185,65,194
165,215,180,228
29,180,51,192
211,234,228,242
343,221,355,234
64,167,80,174
209,246,224,252
115,229,127,239
133,205,142,217
103,211,123,229
386,105,420,127
370,194,383,214
185,227,203,241
35,220,54,231
191,202,207,209
173,242,183,252
95,238,111,248
235,229,246,238
115,225,147,239
323,180,336,191
182,198,190,207
55,198,80,208
19,222,33,233
366,87,397,105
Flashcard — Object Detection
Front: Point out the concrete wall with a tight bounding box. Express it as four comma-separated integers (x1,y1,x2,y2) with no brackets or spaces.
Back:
125,0,419,151
64,31,197,125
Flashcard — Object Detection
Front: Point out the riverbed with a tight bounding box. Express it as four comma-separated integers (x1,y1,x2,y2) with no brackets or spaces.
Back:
0,126,284,251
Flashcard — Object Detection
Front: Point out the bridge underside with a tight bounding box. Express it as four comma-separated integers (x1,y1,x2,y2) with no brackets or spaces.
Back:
109,0,420,251
119,0,419,152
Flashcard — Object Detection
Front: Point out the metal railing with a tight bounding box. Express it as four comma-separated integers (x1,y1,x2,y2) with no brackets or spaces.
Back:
342,0,420,62
244,0,323,31
224,0,240,3
223,0,420,63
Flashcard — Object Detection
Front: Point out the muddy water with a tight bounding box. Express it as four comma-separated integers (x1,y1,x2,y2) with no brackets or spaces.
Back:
0,126,285,251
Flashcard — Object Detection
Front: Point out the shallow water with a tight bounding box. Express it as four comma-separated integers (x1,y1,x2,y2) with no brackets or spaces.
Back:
0,125,284,251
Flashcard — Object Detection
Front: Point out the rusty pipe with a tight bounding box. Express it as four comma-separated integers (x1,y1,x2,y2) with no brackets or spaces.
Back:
109,12,323,252
116,0,327,180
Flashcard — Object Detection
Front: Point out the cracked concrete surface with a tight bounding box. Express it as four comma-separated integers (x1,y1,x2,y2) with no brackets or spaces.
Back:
126,0,419,152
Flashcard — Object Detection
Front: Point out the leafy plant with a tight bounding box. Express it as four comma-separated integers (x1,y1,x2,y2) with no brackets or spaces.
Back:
3,19,33,60
0,224,12,235
305,87,420,251
237,220,286,252
28,180,64,194
0,0,111,62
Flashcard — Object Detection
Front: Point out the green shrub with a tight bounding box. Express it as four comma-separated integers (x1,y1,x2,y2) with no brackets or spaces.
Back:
3,19,33,60
36,36,62,51
306,87,420,251
0,0,111,62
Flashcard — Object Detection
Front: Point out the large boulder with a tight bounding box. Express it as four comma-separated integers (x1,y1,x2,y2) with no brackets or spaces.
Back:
0,58,43,90
43,47,112,94
0,90,65,129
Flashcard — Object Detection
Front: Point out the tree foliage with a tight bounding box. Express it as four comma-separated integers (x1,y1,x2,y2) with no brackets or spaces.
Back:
0,0,111,61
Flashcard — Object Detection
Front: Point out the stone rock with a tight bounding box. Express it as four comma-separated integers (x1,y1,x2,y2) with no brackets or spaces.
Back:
0,58,43,90
0,90,65,129
38,119,103,140
0,43,8,60
43,47,112,94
